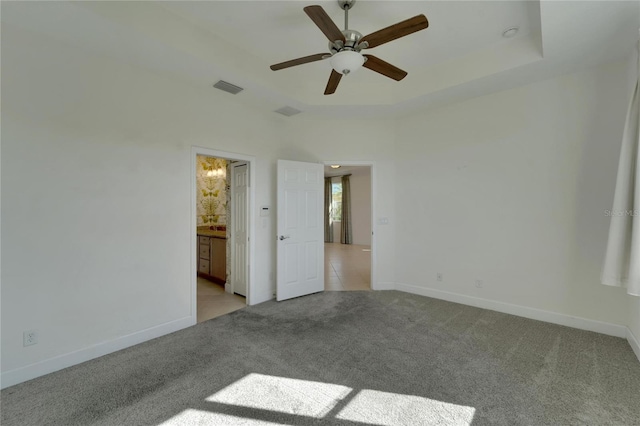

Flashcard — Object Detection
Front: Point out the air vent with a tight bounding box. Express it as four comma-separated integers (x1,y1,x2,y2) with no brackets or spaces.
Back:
274,106,302,117
213,80,243,95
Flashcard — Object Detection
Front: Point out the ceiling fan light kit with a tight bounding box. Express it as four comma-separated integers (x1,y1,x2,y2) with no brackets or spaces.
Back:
270,0,429,95
330,50,365,75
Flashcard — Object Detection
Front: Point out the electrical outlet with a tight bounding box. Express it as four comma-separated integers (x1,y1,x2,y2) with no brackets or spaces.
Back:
23,330,38,347
475,279,483,289
437,273,443,282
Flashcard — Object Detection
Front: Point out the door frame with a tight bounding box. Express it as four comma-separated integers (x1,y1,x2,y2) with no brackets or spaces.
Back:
322,160,377,290
191,146,256,321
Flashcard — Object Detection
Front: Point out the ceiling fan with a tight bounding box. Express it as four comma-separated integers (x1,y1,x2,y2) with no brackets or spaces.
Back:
270,0,429,95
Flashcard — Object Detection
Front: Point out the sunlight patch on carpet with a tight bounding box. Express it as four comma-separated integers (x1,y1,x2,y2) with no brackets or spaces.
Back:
158,409,283,425
336,389,476,425
206,373,353,418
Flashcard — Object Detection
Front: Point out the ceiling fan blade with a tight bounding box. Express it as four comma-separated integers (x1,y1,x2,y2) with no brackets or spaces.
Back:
304,5,346,43
360,15,428,49
270,53,328,71
362,55,407,81
324,70,342,95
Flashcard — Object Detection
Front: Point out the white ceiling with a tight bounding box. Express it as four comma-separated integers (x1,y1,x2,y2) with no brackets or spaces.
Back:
2,1,639,118
164,1,537,70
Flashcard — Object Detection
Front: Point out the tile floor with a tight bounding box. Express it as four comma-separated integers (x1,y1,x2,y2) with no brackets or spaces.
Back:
324,242,371,291
197,277,246,323
197,242,371,322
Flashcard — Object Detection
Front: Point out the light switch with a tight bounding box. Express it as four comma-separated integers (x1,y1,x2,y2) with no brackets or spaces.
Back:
260,206,270,217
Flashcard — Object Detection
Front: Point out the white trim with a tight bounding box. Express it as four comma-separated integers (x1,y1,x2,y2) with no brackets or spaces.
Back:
395,283,627,338
628,327,640,363
376,281,396,290
1,316,193,389
322,161,377,289
192,147,256,306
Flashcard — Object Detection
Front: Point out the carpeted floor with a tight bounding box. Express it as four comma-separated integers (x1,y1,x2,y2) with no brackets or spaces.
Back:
2,291,639,425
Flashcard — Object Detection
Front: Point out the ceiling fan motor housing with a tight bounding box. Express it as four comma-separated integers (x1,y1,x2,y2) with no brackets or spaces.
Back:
328,30,366,75
329,30,364,54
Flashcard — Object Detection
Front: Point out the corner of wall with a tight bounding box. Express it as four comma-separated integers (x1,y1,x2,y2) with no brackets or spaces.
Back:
395,283,628,338
627,326,640,363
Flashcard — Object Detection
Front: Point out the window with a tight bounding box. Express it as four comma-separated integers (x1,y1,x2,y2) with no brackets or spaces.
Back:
331,181,342,222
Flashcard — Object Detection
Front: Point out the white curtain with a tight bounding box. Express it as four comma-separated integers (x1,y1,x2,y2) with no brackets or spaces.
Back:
601,42,640,297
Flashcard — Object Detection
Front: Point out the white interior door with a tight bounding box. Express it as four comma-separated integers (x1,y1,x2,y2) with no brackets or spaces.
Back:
231,163,249,297
277,160,324,301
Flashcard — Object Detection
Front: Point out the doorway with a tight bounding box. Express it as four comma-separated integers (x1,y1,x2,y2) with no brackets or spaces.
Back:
192,147,255,323
323,163,374,291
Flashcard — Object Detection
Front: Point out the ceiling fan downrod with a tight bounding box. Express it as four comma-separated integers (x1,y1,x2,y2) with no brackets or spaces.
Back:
338,0,355,30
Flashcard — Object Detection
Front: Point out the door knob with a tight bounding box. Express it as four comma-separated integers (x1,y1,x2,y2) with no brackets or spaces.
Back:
279,235,290,240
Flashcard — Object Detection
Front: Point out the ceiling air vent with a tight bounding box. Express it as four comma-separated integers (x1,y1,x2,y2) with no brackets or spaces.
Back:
213,80,243,95
274,106,302,117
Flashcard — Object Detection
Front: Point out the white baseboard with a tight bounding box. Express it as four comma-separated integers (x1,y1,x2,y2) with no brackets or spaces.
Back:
395,283,627,338
1,316,195,389
374,281,396,291
628,327,640,363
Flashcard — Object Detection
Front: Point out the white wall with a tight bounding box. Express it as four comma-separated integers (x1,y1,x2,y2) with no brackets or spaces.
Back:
1,25,283,383
631,298,640,351
626,46,640,344
394,61,631,327
349,168,372,246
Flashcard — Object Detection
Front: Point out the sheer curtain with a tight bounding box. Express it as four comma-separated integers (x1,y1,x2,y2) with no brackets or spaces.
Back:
601,41,640,296
324,177,333,243
340,174,352,244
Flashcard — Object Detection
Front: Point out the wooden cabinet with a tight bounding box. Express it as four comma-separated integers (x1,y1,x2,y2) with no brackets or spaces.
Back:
210,237,226,282
198,236,211,276
197,235,226,284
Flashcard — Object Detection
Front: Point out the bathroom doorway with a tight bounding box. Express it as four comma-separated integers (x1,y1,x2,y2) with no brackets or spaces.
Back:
192,148,254,323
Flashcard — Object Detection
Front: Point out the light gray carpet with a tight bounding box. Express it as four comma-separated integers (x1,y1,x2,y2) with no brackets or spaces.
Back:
2,291,639,425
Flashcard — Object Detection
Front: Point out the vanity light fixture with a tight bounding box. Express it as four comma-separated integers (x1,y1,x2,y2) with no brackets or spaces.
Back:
206,168,226,178
330,165,341,169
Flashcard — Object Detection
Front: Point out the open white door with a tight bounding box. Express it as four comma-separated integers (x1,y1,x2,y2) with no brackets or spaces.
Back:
277,160,324,301
231,163,248,297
